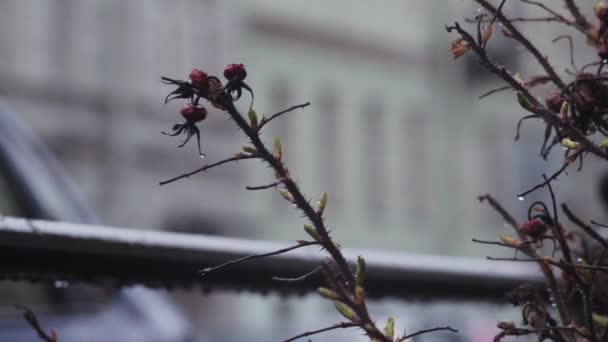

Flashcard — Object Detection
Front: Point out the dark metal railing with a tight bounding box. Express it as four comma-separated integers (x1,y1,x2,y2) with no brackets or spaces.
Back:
0,216,544,301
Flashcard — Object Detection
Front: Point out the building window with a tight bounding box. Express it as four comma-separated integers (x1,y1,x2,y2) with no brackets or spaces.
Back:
316,86,340,210
402,111,429,221
362,96,386,217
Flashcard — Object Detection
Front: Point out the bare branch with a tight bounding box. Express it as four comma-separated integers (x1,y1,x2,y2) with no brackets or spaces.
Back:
475,0,567,90
563,0,592,31
472,238,518,249
246,181,281,191
400,326,458,341
258,102,311,130
562,204,608,249
272,265,323,283
446,22,608,160
283,322,359,342
16,305,56,342
200,241,319,276
159,154,259,185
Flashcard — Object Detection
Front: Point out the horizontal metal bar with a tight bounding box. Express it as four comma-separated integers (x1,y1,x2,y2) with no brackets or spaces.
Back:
0,217,544,301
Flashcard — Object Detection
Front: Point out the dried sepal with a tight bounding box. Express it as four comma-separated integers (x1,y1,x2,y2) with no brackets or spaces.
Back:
481,23,492,46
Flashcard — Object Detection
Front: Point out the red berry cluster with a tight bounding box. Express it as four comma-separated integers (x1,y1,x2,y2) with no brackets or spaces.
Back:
519,219,547,242
160,63,252,156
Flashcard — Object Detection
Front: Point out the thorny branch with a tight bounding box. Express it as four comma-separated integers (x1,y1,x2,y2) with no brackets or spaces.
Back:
16,306,57,342
157,65,457,341
445,23,608,161
282,322,358,342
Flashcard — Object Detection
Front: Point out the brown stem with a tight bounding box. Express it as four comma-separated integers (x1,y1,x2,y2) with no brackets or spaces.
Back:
474,0,567,90
400,326,458,341
283,322,358,342
563,0,592,31
200,241,319,275
159,154,259,185
258,102,311,130
446,22,608,160
478,194,573,339
16,305,56,342
222,101,390,341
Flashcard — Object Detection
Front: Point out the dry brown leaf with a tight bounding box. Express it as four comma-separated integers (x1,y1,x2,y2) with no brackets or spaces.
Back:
451,37,470,59
482,23,493,46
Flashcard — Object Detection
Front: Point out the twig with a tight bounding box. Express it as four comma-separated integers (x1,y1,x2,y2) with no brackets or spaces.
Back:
246,181,281,191
474,0,567,90
478,194,571,332
446,22,608,160
400,326,458,340
472,238,518,248
16,305,56,342
591,220,608,228
552,35,577,73
563,0,592,31
283,322,358,342
517,158,570,199
479,85,511,99
258,102,311,130
563,204,608,250
272,265,323,283
487,256,608,273
221,99,390,341
200,241,319,276
159,154,258,185
519,0,579,29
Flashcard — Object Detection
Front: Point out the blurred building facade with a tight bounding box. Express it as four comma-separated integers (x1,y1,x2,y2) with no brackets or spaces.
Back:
3,1,608,341
0,0,604,253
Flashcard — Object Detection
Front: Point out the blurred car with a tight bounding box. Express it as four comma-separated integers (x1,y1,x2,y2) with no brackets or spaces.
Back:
0,101,191,341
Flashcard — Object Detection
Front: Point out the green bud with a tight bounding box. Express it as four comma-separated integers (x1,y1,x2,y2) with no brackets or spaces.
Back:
317,192,328,214
355,285,365,304
593,312,608,328
384,317,395,339
499,234,521,248
278,188,294,203
560,101,569,121
600,139,608,149
516,91,539,113
248,106,258,128
318,287,340,301
355,256,366,287
333,301,357,322
513,72,523,83
242,146,257,154
304,224,322,242
273,137,282,160
561,138,581,149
